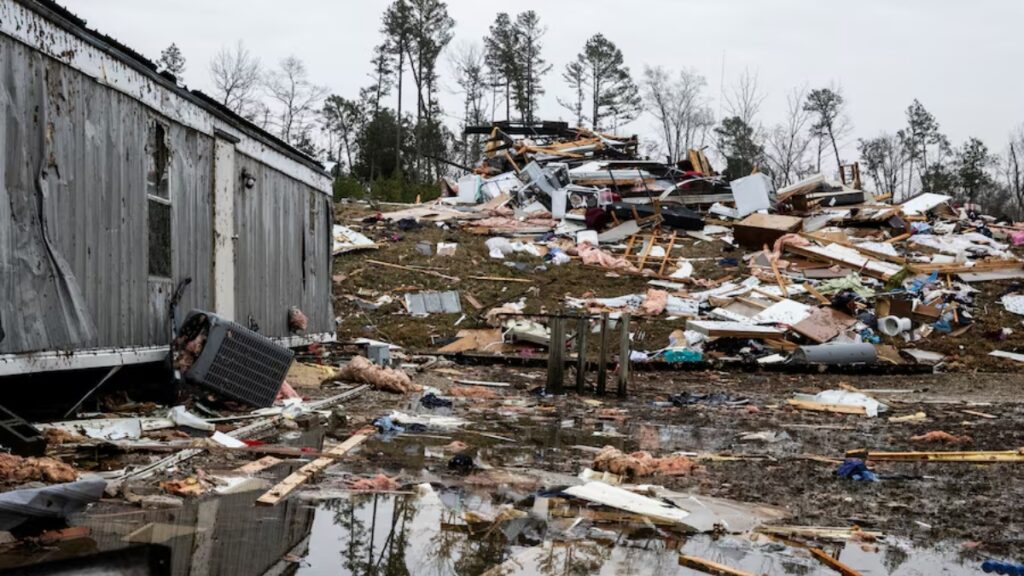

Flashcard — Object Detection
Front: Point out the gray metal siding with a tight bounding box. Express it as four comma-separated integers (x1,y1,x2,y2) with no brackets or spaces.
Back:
234,154,332,338
0,32,214,354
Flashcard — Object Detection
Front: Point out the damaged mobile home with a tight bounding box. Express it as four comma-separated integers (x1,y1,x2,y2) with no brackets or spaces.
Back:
0,0,334,376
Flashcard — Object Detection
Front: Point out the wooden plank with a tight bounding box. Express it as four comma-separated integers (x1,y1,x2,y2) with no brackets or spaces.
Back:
453,379,511,388
809,548,863,576
758,525,884,541
366,260,460,282
256,427,374,506
464,293,483,310
846,449,1024,462
658,232,677,276
638,230,657,269
962,409,997,420
678,555,754,576
468,276,532,284
233,456,283,476
803,283,830,305
787,399,867,415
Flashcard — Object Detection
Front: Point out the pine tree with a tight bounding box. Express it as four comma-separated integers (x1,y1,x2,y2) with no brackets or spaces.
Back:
484,13,518,121
565,34,641,131
157,43,186,77
511,11,551,123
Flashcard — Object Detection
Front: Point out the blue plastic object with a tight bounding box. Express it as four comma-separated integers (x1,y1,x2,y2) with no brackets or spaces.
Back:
982,560,1023,574
662,348,702,363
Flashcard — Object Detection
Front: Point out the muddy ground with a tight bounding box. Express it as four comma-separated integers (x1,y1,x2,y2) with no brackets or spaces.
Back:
333,364,1024,562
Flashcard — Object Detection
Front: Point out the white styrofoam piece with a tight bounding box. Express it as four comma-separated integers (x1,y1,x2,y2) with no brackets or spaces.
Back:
730,173,774,217
562,482,690,524
750,299,812,326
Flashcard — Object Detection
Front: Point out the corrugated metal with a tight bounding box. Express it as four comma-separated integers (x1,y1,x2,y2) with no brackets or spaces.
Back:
0,24,331,358
234,154,333,337
0,32,217,355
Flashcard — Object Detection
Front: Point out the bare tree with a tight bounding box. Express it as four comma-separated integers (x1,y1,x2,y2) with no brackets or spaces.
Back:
764,87,813,187
858,133,907,196
724,68,766,128
804,84,852,176
263,56,328,149
448,42,488,166
210,41,262,118
641,65,714,163
1004,126,1024,218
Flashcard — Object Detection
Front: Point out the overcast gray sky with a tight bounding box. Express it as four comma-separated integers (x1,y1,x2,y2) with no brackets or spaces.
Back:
64,0,1024,159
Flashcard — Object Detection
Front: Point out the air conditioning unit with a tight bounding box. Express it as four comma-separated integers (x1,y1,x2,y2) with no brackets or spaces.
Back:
177,310,294,407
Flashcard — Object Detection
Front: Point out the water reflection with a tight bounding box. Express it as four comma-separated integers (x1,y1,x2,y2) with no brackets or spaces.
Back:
297,489,981,576
0,479,986,576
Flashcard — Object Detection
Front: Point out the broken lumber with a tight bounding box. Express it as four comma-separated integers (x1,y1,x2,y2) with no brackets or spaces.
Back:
809,548,862,576
468,275,532,284
366,259,460,282
677,555,754,576
108,386,370,493
757,525,884,542
845,449,1024,462
453,379,511,388
256,426,374,506
787,399,867,415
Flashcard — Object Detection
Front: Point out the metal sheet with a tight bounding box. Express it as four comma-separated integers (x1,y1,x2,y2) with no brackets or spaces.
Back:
404,291,462,316
233,155,333,338
0,29,329,360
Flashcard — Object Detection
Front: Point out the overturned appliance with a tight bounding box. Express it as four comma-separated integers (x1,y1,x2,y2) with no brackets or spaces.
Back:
174,311,294,407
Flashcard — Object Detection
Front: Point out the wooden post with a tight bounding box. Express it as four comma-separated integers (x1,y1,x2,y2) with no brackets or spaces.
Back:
596,313,609,396
547,317,565,394
618,313,630,398
575,316,588,394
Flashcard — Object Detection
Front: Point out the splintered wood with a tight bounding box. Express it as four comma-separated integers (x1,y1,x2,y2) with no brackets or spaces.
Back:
677,555,754,576
256,427,374,506
809,548,863,576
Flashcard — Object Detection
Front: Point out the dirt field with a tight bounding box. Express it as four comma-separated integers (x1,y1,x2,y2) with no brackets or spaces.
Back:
333,202,1024,372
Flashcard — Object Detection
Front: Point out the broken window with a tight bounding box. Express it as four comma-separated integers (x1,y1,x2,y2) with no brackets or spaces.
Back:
146,121,172,278
146,122,170,199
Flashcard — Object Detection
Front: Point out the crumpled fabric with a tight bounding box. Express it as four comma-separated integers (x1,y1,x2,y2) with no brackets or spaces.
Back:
420,393,453,409
836,458,879,482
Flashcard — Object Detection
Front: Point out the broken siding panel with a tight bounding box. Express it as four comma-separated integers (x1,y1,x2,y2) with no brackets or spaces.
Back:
0,31,215,354
234,154,331,338
0,35,100,353
169,124,215,329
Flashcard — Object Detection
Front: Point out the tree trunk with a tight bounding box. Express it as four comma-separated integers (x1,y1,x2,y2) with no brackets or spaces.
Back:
827,124,842,177
395,37,406,178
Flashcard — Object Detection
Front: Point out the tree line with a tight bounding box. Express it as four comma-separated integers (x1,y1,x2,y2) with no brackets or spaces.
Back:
154,2,1024,217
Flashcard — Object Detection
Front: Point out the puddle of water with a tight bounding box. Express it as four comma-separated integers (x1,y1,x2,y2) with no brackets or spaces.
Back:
295,489,982,576
0,482,986,576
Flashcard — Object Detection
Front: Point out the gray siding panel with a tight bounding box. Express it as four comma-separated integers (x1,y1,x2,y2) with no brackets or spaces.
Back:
0,26,330,359
234,154,332,338
0,33,215,354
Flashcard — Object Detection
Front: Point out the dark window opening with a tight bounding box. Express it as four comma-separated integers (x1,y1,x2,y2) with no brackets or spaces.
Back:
148,201,172,278
146,122,170,199
147,120,172,278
